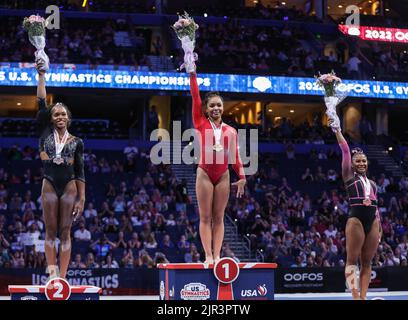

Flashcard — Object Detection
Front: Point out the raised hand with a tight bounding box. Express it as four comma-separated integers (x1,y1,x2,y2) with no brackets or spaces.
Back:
327,114,341,131
35,58,46,76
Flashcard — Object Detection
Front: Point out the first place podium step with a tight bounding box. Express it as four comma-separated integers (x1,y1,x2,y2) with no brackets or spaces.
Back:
158,258,277,300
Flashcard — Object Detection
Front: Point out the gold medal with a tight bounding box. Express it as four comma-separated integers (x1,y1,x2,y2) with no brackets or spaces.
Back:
213,144,223,152
363,198,371,206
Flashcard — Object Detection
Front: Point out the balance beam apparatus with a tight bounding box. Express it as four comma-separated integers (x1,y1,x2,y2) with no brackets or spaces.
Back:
158,257,277,300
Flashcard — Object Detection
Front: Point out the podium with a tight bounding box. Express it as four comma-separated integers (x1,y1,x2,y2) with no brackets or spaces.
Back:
158,258,277,300
9,278,102,300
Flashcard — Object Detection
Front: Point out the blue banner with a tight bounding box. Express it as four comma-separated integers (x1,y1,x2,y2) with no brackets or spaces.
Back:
1,67,408,99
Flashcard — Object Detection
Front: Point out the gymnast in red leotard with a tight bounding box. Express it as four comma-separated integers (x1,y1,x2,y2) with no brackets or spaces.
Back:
189,68,246,264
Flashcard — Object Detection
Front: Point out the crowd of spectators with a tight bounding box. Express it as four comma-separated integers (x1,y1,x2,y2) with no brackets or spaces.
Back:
1,0,319,21
0,16,152,67
0,0,156,13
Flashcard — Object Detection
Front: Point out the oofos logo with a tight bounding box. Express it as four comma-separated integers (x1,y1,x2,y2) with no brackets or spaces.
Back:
284,273,323,282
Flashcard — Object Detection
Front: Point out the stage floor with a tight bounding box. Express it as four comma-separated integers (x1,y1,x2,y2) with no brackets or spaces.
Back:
2,291,408,300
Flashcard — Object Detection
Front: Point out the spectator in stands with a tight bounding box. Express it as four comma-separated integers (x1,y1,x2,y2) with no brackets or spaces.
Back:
102,253,119,268
123,141,139,160
103,212,120,233
315,166,326,181
139,249,154,268
345,53,362,79
11,251,25,268
70,254,87,268
144,233,158,249
327,169,338,182
84,202,98,220
85,252,100,269
285,141,296,159
21,193,36,213
0,197,7,212
74,222,92,242
185,222,198,243
177,235,190,253
90,235,116,259
128,232,142,250
119,215,133,233
153,252,169,266
121,249,135,268
279,177,292,193
301,168,314,182
89,216,103,234
112,195,126,214
165,214,176,226
147,105,159,136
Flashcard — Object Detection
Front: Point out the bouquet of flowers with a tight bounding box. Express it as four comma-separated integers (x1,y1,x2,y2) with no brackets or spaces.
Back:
22,15,49,70
172,12,199,73
315,70,347,131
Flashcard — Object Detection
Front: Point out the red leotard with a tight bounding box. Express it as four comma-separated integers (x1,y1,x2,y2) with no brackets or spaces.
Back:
190,73,245,185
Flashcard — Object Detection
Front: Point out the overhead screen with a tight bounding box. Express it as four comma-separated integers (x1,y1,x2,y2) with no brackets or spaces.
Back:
1,64,408,99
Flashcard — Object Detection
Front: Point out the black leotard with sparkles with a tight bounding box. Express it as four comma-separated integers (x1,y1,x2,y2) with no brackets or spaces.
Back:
37,98,85,197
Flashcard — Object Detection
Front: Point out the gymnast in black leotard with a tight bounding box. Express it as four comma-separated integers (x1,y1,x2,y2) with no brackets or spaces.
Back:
35,59,85,279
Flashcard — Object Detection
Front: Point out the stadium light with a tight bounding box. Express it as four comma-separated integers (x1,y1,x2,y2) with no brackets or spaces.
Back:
388,147,393,151
17,102,21,106
204,13,208,17
290,109,294,113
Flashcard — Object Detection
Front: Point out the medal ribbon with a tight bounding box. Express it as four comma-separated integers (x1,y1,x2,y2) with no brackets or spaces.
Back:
359,175,371,199
209,119,223,147
53,129,69,158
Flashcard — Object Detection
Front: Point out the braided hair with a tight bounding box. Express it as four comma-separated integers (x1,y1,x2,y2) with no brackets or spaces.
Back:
351,147,366,160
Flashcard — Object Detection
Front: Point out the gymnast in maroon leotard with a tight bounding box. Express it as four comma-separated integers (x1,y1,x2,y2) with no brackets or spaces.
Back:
189,70,246,264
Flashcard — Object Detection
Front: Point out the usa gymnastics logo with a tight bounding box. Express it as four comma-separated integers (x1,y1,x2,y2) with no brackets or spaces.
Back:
257,284,267,296
252,77,272,92
180,283,210,300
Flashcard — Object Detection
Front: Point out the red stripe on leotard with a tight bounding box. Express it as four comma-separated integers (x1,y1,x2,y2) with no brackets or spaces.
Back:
190,73,245,184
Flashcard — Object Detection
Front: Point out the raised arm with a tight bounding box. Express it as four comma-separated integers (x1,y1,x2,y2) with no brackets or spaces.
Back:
35,59,49,132
189,72,205,128
333,127,354,182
